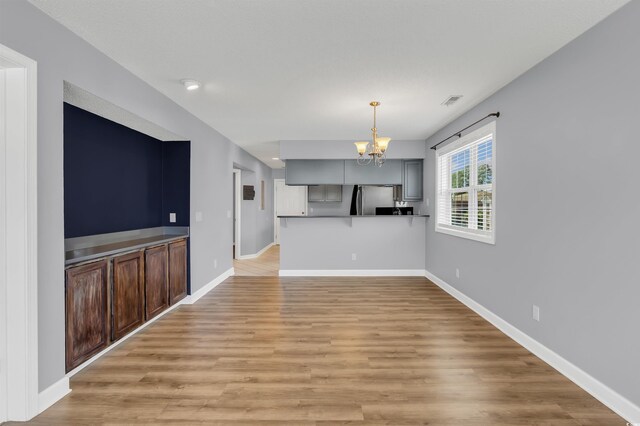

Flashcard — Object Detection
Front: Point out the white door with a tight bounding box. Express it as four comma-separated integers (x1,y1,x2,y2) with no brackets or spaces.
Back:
0,65,7,424
274,179,307,244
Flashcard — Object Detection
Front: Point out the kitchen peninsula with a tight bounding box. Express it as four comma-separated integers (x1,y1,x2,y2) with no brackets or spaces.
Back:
278,214,428,275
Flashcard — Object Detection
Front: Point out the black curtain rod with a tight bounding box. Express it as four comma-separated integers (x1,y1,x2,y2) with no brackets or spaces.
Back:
430,112,500,150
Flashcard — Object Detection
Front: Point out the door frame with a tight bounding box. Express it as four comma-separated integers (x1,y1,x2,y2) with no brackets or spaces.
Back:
233,169,241,258
273,179,283,244
0,43,39,421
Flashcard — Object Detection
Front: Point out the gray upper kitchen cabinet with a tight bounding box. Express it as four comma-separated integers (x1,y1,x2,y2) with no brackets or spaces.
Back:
308,185,342,202
285,160,345,185
402,159,423,201
343,159,402,185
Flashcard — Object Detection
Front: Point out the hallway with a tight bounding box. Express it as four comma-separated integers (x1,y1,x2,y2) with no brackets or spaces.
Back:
233,245,280,276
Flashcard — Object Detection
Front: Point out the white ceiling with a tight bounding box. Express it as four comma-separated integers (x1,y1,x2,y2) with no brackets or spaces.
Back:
30,0,629,168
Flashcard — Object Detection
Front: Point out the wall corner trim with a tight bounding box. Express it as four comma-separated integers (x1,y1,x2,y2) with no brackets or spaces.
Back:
236,242,275,260
279,269,426,277
183,267,235,305
38,377,71,414
424,270,640,423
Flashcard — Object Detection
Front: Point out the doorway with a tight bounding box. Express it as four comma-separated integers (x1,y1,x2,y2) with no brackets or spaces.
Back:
233,169,241,259
273,179,307,245
0,43,39,421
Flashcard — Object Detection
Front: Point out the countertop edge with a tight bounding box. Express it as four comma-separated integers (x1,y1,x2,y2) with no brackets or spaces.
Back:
65,233,189,266
278,215,430,218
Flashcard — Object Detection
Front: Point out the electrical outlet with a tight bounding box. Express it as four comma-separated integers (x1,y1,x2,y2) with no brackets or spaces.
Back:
169,213,176,223
455,268,460,278
426,198,430,207
226,210,231,218
214,259,218,268
532,305,540,322
352,253,357,261
195,211,203,222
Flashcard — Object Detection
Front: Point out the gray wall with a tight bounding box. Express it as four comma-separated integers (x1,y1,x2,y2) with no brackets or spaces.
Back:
424,1,640,406
236,158,274,256
272,168,285,180
0,0,273,391
280,217,426,271
280,139,426,159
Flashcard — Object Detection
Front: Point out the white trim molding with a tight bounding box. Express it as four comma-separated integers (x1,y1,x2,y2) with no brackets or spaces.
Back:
0,43,39,422
183,267,234,305
425,270,640,424
236,242,274,260
37,377,70,414
280,269,426,277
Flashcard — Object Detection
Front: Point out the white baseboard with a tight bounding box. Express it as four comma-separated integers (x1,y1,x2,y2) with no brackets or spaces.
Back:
237,242,274,260
425,270,640,424
279,269,426,277
183,267,234,304
38,377,71,414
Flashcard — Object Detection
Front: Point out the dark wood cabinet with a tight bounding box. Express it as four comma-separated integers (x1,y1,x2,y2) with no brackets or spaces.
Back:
169,239,187,305
112,251,145,341
66,237,189,371
145,244,169,320
65,259,109,372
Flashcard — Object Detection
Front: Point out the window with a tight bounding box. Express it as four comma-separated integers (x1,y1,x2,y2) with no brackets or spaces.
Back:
436,121,495,244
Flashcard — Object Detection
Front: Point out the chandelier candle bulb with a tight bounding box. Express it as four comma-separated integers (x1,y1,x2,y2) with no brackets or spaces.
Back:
354,141,369,155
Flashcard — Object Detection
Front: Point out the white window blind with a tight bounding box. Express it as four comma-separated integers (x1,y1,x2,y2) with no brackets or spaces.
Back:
436,121,495,244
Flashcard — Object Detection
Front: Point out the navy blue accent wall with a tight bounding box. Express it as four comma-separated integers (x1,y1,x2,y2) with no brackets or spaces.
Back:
162,142,191,227
64,103,190,238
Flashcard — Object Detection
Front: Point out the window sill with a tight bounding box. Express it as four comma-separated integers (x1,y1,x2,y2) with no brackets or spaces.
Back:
435,225,495,245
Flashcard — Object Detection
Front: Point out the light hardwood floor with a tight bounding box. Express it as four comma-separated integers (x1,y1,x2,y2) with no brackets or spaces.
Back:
233,245,279,276
22,277,623,425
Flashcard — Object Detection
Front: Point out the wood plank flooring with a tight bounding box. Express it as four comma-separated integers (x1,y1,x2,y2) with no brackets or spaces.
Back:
233,245,279,276
22,277,623,425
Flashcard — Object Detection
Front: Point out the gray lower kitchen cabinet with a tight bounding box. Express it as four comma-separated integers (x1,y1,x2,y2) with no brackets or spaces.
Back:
308,185,342,202
402,159,423,201
344,159,402,185
285,160,345,185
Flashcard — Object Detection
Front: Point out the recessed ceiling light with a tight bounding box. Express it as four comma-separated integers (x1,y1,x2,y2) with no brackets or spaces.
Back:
181,79,201,91
272,157,280,160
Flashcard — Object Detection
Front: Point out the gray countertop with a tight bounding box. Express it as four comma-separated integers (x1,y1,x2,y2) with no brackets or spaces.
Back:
278,215,430,218
65,227,189,266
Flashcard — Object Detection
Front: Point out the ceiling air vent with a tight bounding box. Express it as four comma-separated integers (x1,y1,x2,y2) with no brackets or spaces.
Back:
441,95,463,107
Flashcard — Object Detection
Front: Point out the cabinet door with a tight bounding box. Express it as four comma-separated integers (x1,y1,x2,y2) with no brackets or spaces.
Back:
285,160,345,185
65,260,109,372
169,239,188,305
145,245,169,320
307,185,325,202
402,159,423,201
112,251,145,341
325,185,342,202
344,159,402,185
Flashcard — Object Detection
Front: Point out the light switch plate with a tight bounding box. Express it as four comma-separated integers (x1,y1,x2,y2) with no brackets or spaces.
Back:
169,213,176,223
195,211,203,222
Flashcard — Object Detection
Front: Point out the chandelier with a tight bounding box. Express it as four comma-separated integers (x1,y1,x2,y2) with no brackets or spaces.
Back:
354,101,391,167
